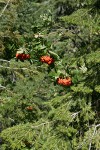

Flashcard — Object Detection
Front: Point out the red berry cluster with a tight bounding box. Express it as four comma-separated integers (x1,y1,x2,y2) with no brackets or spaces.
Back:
40,55,54,65
15,52,72,87
16,53,30,61
57,77,72,86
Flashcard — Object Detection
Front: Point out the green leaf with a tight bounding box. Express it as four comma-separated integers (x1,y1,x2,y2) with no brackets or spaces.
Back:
95,85,100,93
49,50,60,60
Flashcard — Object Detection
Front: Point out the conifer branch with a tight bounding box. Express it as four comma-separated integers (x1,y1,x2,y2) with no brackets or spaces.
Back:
0,65,38,74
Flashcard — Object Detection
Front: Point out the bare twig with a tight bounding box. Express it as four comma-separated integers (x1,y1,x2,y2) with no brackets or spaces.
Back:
31,121,54,129
0,59,10,67
0,84,6,89
0,0,11,17
89,124,100,150
0,59,10,63
77,124,100,150
71,111,80,119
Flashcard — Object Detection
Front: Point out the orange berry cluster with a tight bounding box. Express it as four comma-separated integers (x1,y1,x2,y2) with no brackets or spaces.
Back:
40,55,54,65
16,53,30,61
26,106,33,111
57,77,72,86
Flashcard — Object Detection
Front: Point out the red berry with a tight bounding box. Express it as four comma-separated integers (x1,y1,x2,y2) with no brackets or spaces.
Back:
40,56,54,65
57,77,72,86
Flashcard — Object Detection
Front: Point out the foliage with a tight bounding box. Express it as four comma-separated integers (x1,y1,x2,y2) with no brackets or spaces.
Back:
0,0,100,149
